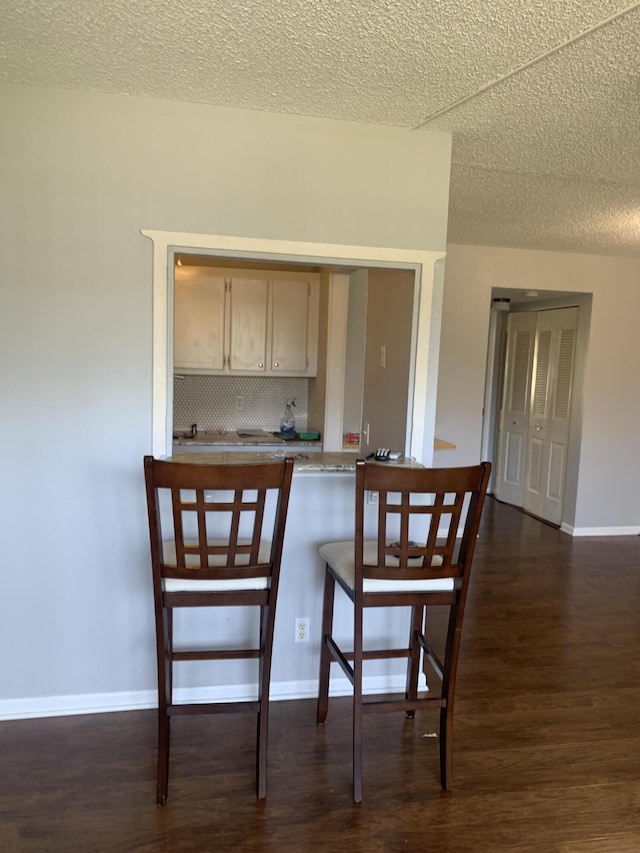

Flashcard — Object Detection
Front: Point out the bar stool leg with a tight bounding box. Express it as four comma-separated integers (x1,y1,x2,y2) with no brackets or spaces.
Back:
405,605,423,717
316,569,335,725
352,598,363,804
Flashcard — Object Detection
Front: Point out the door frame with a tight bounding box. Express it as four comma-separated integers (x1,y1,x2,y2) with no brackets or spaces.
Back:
142,229,446,462
481,291,592,531
480,304,508,492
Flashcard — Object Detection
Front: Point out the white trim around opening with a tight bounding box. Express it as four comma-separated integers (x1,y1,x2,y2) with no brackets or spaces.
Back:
141,230,446,463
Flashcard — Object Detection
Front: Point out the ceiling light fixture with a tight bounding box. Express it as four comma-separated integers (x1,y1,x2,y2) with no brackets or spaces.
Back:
176,256,182,267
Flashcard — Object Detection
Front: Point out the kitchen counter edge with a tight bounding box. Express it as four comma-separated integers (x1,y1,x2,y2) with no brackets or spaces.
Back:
168,450,424,472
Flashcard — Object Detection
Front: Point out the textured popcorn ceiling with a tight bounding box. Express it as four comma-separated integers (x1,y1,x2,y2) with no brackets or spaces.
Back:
1,0,639,255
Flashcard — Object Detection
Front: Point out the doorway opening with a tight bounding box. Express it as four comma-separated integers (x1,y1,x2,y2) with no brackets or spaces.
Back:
142,230,446,463
481,287,592,531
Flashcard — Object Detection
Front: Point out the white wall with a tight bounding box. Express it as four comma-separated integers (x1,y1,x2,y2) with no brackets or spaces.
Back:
0,82,451,715
436,244,640,533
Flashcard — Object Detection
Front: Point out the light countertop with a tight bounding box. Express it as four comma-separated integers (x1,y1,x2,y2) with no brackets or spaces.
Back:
173,430,453,454
169,450,424,472
434,438,456,450
172,429,322,451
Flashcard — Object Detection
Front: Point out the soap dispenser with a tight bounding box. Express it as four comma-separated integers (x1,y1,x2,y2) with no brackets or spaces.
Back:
280,398,296,433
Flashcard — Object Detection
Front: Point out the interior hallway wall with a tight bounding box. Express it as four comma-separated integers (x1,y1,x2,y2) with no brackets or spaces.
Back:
435,244,640,533
0,81,451,715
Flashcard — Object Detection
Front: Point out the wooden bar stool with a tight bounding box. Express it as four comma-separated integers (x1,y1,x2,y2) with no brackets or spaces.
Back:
144,455,294,802
316,460,491,802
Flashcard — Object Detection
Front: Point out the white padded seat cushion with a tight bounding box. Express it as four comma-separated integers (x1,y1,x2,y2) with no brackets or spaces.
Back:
319,541,453,593
162,540,272,592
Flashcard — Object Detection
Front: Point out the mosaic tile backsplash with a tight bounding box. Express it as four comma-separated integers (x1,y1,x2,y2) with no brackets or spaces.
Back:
174,375,310,432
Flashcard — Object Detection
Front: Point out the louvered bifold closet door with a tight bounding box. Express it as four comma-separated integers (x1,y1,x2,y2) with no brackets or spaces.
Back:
524,307,578,525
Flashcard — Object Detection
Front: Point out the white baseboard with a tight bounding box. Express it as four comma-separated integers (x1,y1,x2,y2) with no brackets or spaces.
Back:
0,690,157,721
0,673,421,722
561,523,640,536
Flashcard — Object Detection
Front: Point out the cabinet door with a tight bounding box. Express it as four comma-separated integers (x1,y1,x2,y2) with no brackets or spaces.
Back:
174,270,226,371
228,278,268,372
270,280,311,373
523,307,578,525
269,279,319,375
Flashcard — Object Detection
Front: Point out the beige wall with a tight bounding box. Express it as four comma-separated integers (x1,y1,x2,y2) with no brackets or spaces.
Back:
308,270,331,432
361,269,415,452
342,270,368,438
436,244,640,532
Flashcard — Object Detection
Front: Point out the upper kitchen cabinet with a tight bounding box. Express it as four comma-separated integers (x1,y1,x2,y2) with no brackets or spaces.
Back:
227,277,269,372
174,266,320,377
270,279,319,375
174,268,226,371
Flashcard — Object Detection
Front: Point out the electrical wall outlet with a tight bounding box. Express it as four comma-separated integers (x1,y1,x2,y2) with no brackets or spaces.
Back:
295,617,310,643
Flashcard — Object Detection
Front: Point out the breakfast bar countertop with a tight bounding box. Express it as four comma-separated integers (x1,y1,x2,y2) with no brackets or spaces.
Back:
169,451,424,472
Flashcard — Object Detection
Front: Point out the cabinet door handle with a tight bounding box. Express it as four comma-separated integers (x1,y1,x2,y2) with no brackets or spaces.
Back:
258,362,264,368
273,362,279,368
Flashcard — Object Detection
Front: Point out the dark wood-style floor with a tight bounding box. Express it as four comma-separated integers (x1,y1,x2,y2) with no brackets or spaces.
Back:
3,498,640,852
